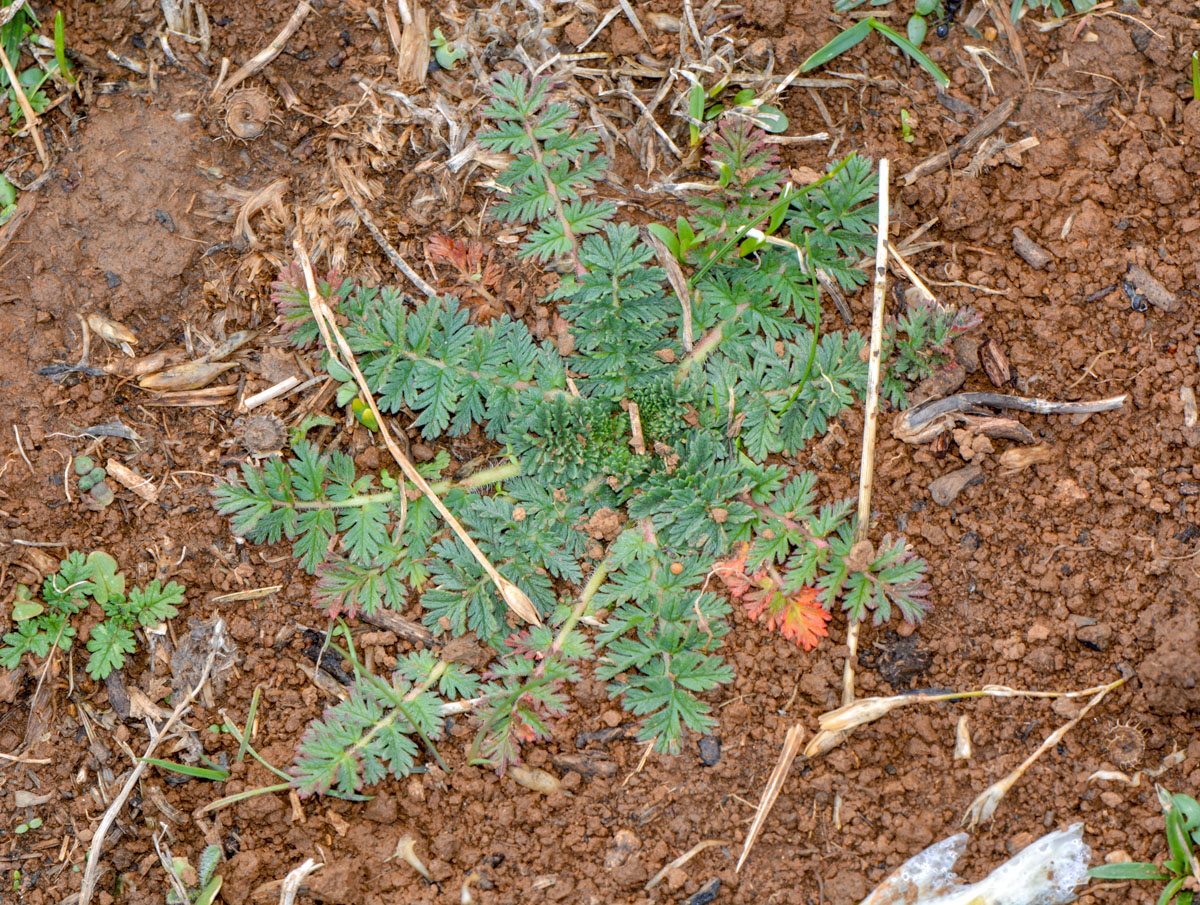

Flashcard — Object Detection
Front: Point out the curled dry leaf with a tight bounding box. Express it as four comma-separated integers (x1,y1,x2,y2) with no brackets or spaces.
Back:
139,361,235,391
87,313,138,346
390,835,430,880
104,349,190,378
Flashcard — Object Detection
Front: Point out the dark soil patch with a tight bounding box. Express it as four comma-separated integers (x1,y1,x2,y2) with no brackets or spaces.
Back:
1,2,1198,905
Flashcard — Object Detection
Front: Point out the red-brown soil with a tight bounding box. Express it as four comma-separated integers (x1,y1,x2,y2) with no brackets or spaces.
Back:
1,2,1198,904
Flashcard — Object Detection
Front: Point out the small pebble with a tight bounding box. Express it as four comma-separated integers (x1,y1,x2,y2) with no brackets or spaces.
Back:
698,735,721,767
684,878,721,905
929,463,984,506
1076,623,1112,651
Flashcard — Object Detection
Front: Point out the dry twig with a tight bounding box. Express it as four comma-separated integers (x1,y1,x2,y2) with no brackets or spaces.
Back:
0,36,48,168
213,1,312,98
736,724,804,871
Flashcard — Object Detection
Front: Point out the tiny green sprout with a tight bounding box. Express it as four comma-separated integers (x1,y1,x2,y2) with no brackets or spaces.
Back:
0,174,15,226
915,0,939,14
10,584,43,622
54,12,74,86
900,108,915,143
351,397,379,431
1192,51,1198,102
14,817,42,834
87,466,107,483
89,482,115,507
430,28,466,70
73,455,95,476
907,14,928,47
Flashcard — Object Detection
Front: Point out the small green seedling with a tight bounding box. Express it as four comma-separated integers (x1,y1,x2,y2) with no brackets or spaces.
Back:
900,108,916,143
1089,788,1200,905
0,174,15,225
53,12,74,86
7,64,56,129
164,844,223,905
430,28,465,70
1192,51,1198,102
0,551,184,680
801,16,950,88
647,216,701,263
14,817,42,834
73,455,114,505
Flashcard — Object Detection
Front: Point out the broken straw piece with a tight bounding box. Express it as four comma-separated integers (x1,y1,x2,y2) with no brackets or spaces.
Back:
859,823,1089,905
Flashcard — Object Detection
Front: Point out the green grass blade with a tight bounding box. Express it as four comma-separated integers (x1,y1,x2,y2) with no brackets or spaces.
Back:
53,12,74,85
200,782,292,814
871,21,950,88
140,758,230,781
800,19,874,73
237,686,262,764
1087,863,1171,880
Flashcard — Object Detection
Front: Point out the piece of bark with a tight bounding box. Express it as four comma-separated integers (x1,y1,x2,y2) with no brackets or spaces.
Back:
1124,264,1179,312
929,463,985,506
1011,227,1054,270
360,609,434,645
979,338,1013,387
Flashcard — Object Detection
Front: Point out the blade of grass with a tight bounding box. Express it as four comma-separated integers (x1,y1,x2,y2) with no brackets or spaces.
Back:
871,20,950,87
53,12,74,85
800,18,873,73
139,758,230,781
237,686,262,764
201,782,292,814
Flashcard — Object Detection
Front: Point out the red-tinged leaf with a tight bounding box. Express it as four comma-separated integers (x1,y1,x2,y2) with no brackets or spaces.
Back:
713,543,752,598
744,584,830,651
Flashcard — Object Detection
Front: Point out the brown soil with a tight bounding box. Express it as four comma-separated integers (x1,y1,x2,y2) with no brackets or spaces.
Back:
2,2,1199,904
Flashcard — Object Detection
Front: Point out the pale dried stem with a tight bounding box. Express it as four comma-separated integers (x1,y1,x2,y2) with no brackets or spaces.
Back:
0,38,48,168
213,0,312,98
293,242,540,626
841,158,890,708
962,678,1124,828
736,724,804,872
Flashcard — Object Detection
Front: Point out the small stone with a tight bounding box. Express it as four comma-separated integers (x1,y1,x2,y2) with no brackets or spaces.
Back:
952,335,980,372
104,271,122,288
1099,791,1123,808
604,829,640,871
666,866,688,891
1005,831,1034,855
1076,623,1112,651
929,463,985,506
745,38,772,69
601,709,622,728
1104,849,1132,863
411,443,435,462
960,531,981,552
684,878,721,905
698,735,721,767
1011,227,1054,270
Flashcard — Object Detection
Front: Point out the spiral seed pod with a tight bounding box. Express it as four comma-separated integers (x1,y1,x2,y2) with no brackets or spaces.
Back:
224,88,273,140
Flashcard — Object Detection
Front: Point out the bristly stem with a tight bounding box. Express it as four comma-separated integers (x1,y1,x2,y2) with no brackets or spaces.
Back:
523,118,584,274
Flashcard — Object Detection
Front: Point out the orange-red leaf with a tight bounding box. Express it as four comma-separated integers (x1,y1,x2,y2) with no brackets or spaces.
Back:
744,584,830,651
713,543,752,598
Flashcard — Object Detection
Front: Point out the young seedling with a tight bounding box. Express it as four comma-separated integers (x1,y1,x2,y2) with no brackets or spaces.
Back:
429,28,466,70
900,108,916,143
802,15,950,87
1089,788,1200,905
1192,51,1198,102
160,843,223,905
0,173,15,224
0,551,183,680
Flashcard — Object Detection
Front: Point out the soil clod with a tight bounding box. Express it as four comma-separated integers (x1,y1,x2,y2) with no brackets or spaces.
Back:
929,463,984,506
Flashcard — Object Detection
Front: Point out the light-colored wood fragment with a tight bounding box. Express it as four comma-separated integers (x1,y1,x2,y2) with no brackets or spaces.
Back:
106,459,158,502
